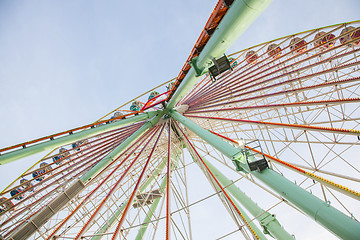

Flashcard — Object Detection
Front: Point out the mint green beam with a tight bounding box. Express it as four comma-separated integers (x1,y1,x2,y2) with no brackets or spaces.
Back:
91,153,170,240
170,110,360,240
91,176,168,240
135,148,183,240
184,146,268,240
81,112,163,183
9,112,163,240
199,155,293,240
135,175,168,240
166,0,272,109
0,111,157,165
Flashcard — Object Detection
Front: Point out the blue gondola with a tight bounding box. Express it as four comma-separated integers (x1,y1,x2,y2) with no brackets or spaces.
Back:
20,178,34,192
32,169,46,182
32,162,51,181
228,57,238,68
130,101,143,112
166,82,174,91
72,142,81,151
72,140,87,151
52,155,64,165
148,91,159,100
110,111,124,122
10,188,24,200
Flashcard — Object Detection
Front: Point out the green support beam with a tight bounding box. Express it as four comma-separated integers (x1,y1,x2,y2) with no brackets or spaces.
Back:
91,151,174,240
93,146,183,240
80,112,163,183
91,176,166,240
134,146,183,240
184,145,268,240
192,151,293,240
135,175,168,240
0,111,158,165
166,0,272,109
9,112,164,240
170,110,360,240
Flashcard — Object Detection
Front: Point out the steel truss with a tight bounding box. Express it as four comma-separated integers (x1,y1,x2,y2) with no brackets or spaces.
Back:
0,1,360,239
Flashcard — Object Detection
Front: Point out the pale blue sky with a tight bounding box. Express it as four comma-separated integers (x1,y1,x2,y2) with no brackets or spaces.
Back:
0,0,359,239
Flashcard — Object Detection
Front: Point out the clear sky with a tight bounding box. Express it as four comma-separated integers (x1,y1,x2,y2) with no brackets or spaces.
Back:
0,0,359,239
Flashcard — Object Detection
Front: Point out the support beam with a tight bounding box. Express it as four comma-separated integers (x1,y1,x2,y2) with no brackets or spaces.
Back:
80,112,163,183
91,146,183,240
170,110,360,240
179,124,260,239
166,0,272,109
111,125,164,239
8,112,164,240
135,175,168,240
0,111,158,165
193,151,293,240
184,144,268,240
134,146,183,240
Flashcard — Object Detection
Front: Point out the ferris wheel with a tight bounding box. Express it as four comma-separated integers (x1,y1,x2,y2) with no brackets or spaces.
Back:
1,0,360,239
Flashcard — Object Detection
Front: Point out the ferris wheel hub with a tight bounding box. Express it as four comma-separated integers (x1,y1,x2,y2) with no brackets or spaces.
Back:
173,104,189,114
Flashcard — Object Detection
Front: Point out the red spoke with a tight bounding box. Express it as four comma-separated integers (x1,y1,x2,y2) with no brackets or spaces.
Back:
184,114,360,136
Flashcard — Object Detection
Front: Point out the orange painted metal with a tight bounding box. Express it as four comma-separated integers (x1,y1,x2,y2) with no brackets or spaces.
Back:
184,114,360,136
187,97,360,114
165,122,171,240
206,129,360,198
111,125,165,239
166,1,231,102
0,111,144,154
177,123,259,239
75,127,158,240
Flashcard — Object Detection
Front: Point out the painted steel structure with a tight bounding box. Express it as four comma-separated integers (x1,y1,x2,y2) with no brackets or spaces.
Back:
171,110,360,240
1,0,360,240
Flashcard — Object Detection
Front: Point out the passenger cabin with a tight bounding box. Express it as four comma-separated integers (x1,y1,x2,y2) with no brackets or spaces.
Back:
94,121,103,127
110,111,123,122
10,188,24,200
228,57,238,68
0,197,14,212
59,148,70,158
314,31,336,49
148,91,159,100
72,139,88,151
290,37,307,54
32,162,52,181
20,178,34,192
130,101,143,112
113,111,123,118
245,50,258,64
40,162,52,173
52,155,64,165
340,26,360,46
267,43,282,58
167,82,175,91
32,168,46,182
